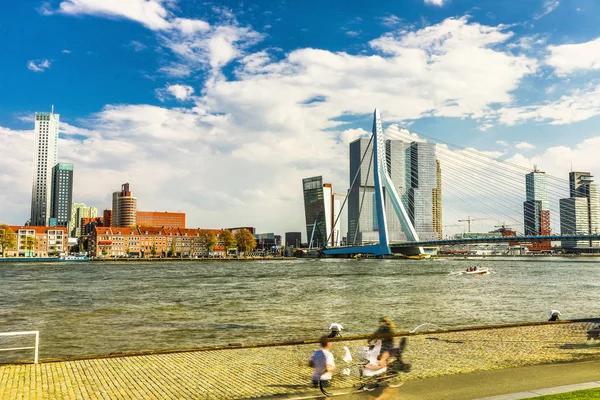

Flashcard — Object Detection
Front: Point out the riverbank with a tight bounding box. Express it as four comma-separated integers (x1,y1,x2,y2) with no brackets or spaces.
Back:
1,321,599,399
91,256,296,261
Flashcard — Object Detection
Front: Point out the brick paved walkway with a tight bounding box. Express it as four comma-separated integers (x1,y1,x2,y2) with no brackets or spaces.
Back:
1,322,599,400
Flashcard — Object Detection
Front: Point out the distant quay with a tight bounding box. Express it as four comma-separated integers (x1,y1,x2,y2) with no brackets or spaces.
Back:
90,256,295,262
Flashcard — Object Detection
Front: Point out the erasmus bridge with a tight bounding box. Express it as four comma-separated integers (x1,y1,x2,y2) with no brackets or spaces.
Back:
321,109,600,257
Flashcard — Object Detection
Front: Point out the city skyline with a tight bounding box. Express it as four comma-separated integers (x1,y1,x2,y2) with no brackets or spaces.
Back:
2,1,600,235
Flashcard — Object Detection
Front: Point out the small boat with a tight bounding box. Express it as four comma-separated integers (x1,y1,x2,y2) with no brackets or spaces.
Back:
463,266,489,275
60,255,90,262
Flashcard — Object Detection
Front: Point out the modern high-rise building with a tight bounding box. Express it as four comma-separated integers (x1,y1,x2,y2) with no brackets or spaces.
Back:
30,109,60,226
523,167,551,251
112,183,137,227
406,142,439,242
70,203,98,237
347,137,440,244
432,159,443,240
302,176,342,248
136,211,186,228
560,172,600,250
49,163,73,228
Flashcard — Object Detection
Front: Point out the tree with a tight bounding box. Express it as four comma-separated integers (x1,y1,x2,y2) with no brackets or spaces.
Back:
126,246,131,257
168,239,175,257
235,229,256,255
220,229,236,251
199,230,218,254
23,235,38,257
0,224,17,257
150,243,157,257
51,247,60,257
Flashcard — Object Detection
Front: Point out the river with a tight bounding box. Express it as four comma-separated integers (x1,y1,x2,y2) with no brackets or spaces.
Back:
1,257,599,361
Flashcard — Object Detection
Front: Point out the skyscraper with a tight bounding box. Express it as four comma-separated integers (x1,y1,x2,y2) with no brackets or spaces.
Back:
112,183,137,227
523,167,551,251
560,172,600,249
30,109,60,226
432,159,443,240
347,137,440,244
302,177,341,248
406,142,439,241
50,163,73,228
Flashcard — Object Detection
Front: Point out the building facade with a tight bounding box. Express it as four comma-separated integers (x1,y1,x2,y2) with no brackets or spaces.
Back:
30,110,60,226
50,163,74,228
302,176,342,248
70,203,98,237
560,172,600,250
112,183,137,227
285,232,302,247
432,158,443,240
3,226,68,257
136,211,186,228
523,168,551,251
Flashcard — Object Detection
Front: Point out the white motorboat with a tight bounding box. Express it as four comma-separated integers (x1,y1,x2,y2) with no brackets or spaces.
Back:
463,267,489,275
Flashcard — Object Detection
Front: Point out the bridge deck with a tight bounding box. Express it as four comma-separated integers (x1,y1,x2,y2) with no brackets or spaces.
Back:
1,322,599,399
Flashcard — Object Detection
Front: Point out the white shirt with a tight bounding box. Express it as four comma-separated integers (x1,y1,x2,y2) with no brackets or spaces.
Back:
311,349,335,380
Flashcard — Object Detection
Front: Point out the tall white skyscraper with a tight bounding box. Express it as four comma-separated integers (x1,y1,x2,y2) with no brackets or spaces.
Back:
30,109,60,226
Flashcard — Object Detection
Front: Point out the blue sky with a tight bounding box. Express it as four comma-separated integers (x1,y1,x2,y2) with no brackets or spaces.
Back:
1,0,600,235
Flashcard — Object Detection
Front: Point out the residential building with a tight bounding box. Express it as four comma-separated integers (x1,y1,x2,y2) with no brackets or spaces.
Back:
103,209,112,227
136,211,185,228
49,163,74,229
70,203,98,237
406,142,439,242
560,197,591,249
90,227,225,258
30,109,60,226
523,167,551,251
112,183,137,227
3,226,68,257
285,232,302,248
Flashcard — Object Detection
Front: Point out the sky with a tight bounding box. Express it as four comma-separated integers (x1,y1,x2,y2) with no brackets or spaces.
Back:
1,0,600,239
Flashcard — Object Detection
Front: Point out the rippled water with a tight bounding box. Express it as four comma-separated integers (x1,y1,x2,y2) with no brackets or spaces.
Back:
1,257,599,361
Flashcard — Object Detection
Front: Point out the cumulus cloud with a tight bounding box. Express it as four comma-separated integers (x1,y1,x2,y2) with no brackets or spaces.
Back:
57,0,171,30
546,37,600,75
497,84,600,126
496,140,509,147
515,142,535,150
424,0,447,6
156,84,195,101
27,59,51,72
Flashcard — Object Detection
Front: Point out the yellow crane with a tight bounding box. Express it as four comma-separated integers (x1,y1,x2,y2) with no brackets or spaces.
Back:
458,216,491,233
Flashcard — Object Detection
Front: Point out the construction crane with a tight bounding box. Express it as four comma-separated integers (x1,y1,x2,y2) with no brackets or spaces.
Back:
458,216,491,233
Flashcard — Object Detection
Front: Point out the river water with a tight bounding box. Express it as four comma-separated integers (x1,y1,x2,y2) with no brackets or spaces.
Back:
1,257,599,361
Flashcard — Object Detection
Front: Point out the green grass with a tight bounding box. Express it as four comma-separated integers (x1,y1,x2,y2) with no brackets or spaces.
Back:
535,387,600,399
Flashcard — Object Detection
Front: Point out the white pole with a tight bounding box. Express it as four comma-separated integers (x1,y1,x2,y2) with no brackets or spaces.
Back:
34,331,39,364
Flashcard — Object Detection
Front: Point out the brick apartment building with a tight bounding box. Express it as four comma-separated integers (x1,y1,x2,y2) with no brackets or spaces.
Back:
89,226,224,257
2,226,68,257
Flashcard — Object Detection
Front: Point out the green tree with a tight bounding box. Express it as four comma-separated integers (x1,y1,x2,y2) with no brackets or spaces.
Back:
168,239,175,257
199,230,218,254
101,247,108,256
126,246,131,257
220,229,236,251
235,229,256,255
23,235,38,257
51,247,60,257
0,224,17,257
150,243,157,257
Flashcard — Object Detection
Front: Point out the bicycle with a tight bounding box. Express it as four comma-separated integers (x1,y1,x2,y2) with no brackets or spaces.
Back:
319,337,411,397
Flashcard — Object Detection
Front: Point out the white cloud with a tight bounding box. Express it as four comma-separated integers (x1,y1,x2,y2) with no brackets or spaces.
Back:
424,0,447,6
57,0,171,30
534,0,560,20
128,40,147,52
496,140,509,147
546,37,600,75
345,30,362,37
158,64,192,78
497,84,600,126
380,15,402,28
27,59,51,72
62,49,71,54
170,18,210,35
156,84,195,101
514,141,535,150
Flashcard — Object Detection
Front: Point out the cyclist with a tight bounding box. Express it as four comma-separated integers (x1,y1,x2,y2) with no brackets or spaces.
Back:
365,317,396,371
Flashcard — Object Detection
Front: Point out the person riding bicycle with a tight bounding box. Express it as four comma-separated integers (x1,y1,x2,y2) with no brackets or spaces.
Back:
364,316,396,371
310,336,335,388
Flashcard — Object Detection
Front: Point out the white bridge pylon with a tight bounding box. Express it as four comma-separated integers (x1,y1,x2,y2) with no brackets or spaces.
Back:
323,109,424,257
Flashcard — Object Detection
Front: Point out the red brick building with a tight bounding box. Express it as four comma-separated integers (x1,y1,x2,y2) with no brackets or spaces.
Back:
136,211,185,228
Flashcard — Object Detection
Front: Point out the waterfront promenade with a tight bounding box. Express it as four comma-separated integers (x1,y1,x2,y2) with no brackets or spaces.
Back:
1,321,599,399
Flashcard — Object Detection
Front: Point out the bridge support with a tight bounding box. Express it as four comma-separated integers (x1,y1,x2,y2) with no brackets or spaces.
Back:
323,109,423,257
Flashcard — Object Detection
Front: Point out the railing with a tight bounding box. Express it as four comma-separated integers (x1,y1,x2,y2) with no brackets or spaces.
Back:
0,331,39,363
